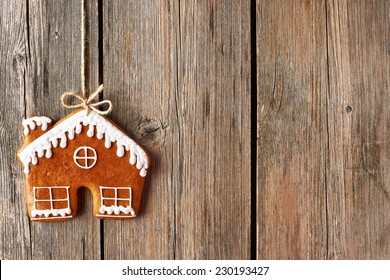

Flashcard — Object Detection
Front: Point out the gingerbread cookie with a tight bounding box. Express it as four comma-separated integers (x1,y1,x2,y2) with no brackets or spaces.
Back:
17,108,150,222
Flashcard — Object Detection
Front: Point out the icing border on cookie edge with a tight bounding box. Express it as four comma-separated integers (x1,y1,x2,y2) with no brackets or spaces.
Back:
22,116,52,135
31,208,72,218
99,205,136,216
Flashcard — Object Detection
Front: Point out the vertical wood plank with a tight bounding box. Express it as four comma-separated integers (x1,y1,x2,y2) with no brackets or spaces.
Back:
0,0,32,260
102,0,176,259
25,0,101,259
256,0,329,259
103,0,251,259
175,0,251,259
326,0,390,259
176,1,251,259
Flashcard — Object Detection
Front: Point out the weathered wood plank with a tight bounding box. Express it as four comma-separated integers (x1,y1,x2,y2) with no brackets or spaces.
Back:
174,0,251,259
25,0,101,259
326,0,390,259
102,0,176,259
256,0,329,259
103,0,251,259
0,0,32,260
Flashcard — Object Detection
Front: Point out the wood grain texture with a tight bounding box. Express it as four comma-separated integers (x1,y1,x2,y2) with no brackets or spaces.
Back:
102,0,251,259
0,0,32,260
0,0,101,259
102,0,176,260
2,0,389,260
26,0,101,260
256,0,329,259
326,0,390,259
174,0,251,259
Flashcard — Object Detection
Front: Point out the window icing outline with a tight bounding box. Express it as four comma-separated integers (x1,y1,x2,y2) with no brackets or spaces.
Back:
73,146,97,169
98,187,136,216
32,186,71,218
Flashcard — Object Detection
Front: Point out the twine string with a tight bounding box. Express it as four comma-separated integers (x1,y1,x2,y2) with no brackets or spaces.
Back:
61,85,113,115
80,0,87,97
61,0,112,115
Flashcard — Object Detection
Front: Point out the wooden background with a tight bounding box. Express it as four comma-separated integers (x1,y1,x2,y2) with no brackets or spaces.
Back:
0,0,388,260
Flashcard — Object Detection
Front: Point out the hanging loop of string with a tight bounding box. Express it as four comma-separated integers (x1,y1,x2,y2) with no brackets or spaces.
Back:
61,0,112,115
61,85,113,115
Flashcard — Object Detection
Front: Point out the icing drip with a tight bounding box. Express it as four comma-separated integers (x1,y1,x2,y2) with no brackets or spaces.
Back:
22,116,52,135
31,155,38,165
87,125,94,137
99,205,135,216
45,149,52,158
18,110,149,177
31,208,71,218
116,143,125,157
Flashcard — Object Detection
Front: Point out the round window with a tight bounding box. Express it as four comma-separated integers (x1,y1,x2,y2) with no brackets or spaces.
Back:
73,146,97,169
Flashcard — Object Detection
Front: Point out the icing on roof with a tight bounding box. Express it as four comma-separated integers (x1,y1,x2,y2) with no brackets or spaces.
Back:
22,116,52,135
18,110,149,177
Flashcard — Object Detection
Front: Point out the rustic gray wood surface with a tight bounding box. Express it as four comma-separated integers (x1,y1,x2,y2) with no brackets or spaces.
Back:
326,0,390,259
0,0,32,260
102,0,251,259
0,0,389,260
257,0,329,259
1,0,101,259
257,0,389,259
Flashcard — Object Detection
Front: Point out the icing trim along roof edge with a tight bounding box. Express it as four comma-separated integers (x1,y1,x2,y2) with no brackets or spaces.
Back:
18,110,149,177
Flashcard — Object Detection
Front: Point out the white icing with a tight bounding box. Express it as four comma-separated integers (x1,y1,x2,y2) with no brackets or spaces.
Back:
96,214,135,218
99,205,135,216
73,146,98,169
99,186,135,216
31,216,73,220
22,116,52,135
32,186,71,218
45,149,52,158
18,110,149,177
31,208,71,218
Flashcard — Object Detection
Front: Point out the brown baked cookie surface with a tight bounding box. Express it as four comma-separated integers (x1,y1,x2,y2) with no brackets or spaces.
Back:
17,109,150,222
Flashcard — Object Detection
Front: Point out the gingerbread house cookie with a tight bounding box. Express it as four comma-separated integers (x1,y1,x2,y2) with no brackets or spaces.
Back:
17,109,150,222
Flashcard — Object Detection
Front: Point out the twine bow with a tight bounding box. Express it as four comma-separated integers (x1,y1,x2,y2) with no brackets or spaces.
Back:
61,84,113,115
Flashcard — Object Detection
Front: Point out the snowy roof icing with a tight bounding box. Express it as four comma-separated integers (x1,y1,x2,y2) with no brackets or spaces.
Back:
22,116,52,135
18,110,149,177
